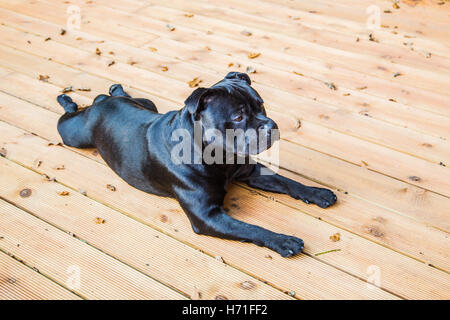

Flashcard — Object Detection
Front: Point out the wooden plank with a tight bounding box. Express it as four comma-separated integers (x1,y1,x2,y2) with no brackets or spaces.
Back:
0,251,81,300
1,75,449,272
0,158,291,300
0,52,449,234
0,198,185,300
38,0,450,117
262,0,450,44
150,0,450,59
0,25,449,199
203,0,450,56
138,1,450,95
2,6,449,141
1,115,449,300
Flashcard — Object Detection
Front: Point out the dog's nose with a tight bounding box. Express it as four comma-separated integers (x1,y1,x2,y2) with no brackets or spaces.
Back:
258,118,278,132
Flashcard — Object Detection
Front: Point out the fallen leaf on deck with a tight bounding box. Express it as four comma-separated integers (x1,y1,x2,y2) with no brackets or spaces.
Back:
293,71,304,76
160,66,168,72
188,77,202,88
184,13,194,18
329,233,341,242
248,52,261,59
240,30,252,36
60,29,66,35
38,75,50,82
58,191,70,196
95,48,102,55
325,82,337,90
61,86,73,93
47,141,62,146
106,184,117,191
95,217,106,224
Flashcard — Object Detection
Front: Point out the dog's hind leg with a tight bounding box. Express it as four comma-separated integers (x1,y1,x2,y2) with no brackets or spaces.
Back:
56,94,94,148
109,84,131,97
109,84,158,112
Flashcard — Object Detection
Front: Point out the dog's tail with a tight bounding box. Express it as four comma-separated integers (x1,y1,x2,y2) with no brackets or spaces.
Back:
57,94,78,113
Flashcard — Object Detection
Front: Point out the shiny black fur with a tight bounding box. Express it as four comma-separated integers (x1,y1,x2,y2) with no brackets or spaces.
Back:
57,72,336,257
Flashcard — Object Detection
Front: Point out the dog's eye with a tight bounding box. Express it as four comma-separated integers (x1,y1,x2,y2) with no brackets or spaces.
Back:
233,115,243,122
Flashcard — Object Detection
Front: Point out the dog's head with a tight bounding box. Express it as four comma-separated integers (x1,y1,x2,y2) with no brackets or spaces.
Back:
184,72,279,156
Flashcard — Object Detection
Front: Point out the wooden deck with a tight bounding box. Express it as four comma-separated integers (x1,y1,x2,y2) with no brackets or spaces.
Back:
0,0,449,300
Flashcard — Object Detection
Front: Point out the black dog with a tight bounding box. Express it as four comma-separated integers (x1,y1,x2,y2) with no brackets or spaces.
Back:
57,72,336,257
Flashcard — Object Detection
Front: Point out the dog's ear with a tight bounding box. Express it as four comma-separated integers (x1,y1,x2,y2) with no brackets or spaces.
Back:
225,72,251,85
184,87,209,114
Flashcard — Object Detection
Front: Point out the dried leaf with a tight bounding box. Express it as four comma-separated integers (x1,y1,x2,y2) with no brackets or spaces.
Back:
166,24,175,31
127,58,137,65
48,140,62,146
60,29,66,35
107,60,115,67
34,159,42,168
38,75,50,82
188,77,202,88
0,147,6,157
95,217,106,224
184,13,194,18
58,191,70,196
160,66,168,72
95,48,102,55
61,86,73,93
293,71,304,76
393,72,402,77
106,184,117,191
329,233,341,242
325,82,337,90
248,52,261,59
369,33,379,42
77,87,91,92
149,47,158,52
240,30,252,36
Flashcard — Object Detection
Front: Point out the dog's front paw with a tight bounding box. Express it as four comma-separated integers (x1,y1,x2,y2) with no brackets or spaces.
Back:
267,234,304,257
292,187,337,208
